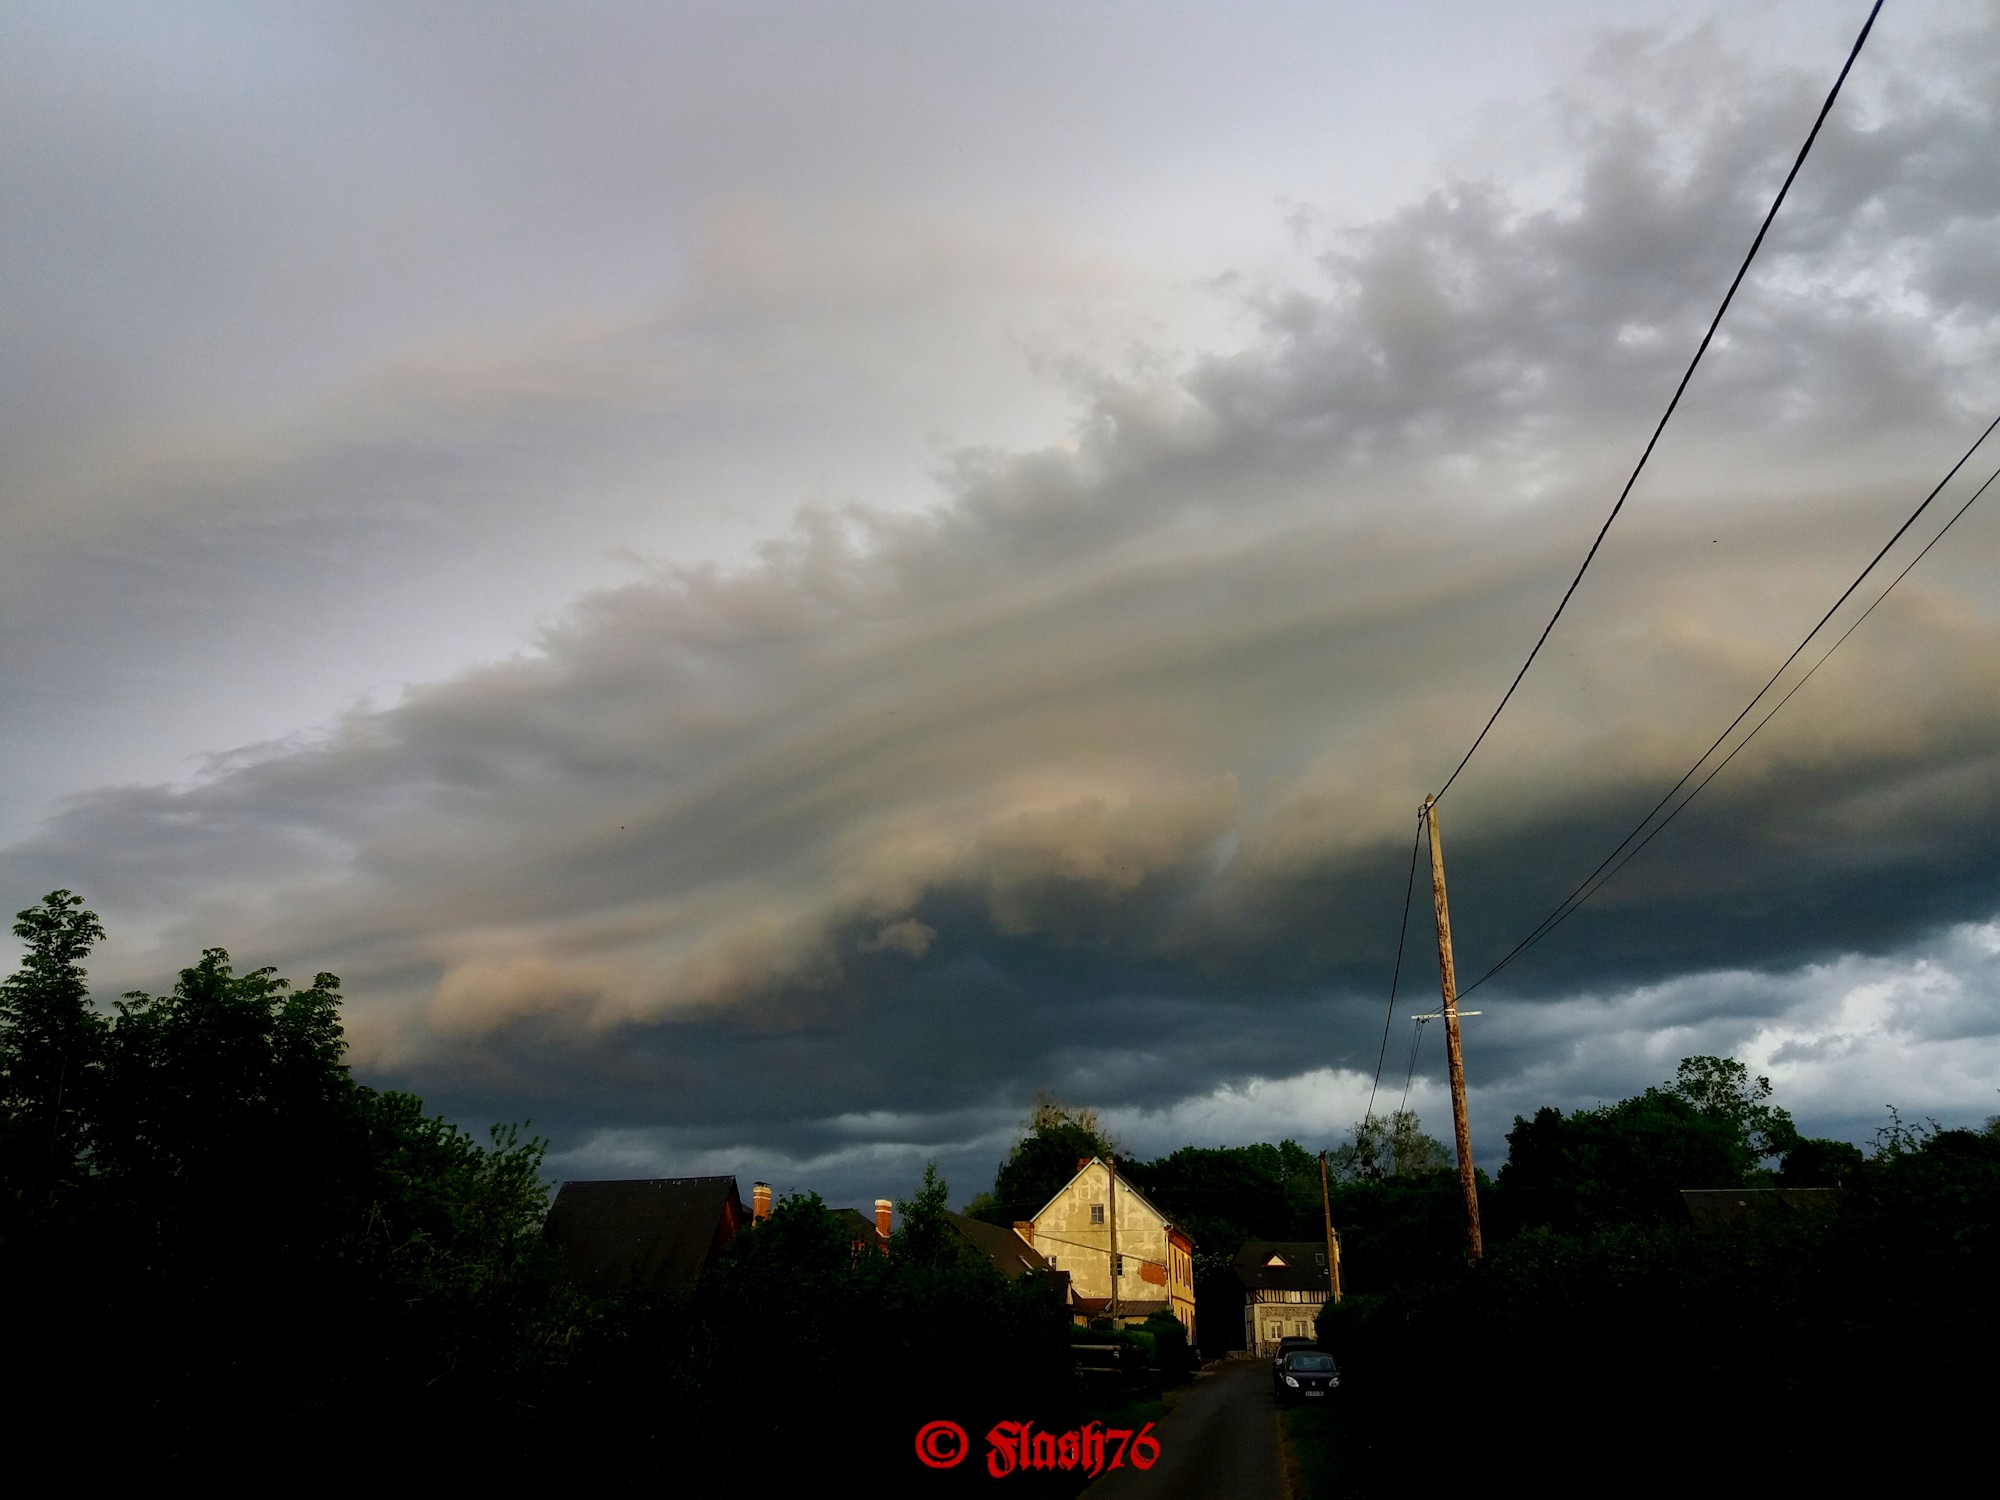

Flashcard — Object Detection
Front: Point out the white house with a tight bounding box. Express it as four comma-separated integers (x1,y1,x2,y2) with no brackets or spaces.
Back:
1013,1158,1195,1343
1234,1240,1332,1356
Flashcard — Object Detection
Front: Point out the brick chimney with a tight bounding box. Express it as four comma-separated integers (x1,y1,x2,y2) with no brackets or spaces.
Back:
1013,1221,1035,1245
874,1198,893,1241
752,1182,772,1222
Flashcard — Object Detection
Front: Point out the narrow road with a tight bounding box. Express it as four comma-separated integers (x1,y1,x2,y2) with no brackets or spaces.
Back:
1080,1359,1286,1500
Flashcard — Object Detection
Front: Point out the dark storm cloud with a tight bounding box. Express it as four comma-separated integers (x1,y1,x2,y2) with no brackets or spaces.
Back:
7,14,2000,1198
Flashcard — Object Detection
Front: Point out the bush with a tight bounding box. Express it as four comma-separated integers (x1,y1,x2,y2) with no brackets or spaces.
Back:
1140,1310,1191,1381
1317,1123,2000,1492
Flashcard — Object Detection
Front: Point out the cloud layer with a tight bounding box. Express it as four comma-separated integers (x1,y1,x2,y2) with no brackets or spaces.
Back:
7,5,2000,1205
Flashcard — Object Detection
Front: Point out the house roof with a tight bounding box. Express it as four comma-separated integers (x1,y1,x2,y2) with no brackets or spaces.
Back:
544,1176,747,1294
1233,1240,1333,1293
1073,1297,1172,1320
1028,1157,1184,1239
1680,1187,1840,1228
829,1207,889,1249
945,1212,1051,1279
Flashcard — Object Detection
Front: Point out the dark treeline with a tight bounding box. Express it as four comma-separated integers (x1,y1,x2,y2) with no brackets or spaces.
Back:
967,1065,2000,1490
556,1170,1088,1493
12,889,1995,1489
1,892,574,1476
0,893,1087,1490
1311,1062,2000,1493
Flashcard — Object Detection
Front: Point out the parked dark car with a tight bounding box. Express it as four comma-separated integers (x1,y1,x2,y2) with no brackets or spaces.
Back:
1273,1350,1341,1404
1270,1335,1318,1377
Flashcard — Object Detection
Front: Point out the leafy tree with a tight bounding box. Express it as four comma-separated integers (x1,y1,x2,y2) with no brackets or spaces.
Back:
1499,1056,1803,1231
96,948,354,1254
567,1166,1078,1489
1324,1118,2000,1491
971,1095,1119,1224
0,893,571,1477
894,1159,960,1269
1332,1109,1451,1181
1777,1134,1864,1185
0,891,108,1202
1664,1055,1799,1159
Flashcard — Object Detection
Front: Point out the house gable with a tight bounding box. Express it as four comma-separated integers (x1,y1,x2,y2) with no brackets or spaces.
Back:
1026,1158,1196,1343
1025,1157,1176,1231
544,1175,749,1294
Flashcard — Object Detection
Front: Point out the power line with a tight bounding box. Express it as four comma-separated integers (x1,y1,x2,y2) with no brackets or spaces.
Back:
1398,1017,1426,1117
1361,821,1425,1124
1462,441,2000,997
1432,0,1885,806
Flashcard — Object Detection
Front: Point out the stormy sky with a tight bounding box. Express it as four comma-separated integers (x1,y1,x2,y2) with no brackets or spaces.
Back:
6,1,1999,1210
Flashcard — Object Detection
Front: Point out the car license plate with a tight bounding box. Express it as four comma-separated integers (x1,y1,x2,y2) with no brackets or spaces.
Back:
1304,1389,1324,1398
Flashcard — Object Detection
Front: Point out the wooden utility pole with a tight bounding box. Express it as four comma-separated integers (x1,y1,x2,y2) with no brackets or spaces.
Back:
1422,794,1484,1263
1106,1155,1121,1318
1318,1149,1342,1305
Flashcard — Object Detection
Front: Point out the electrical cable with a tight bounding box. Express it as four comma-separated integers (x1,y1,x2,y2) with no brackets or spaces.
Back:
1464,412,2000,990
1397,1018,1425,1118
1432,0,1884,806
1362,821,1425,1125
1461,447,2000,997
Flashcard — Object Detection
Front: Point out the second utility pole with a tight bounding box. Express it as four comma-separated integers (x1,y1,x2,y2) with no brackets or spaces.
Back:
1318,1149,1342,1305
1106,1154,1121,1319
1422,794,1484,1263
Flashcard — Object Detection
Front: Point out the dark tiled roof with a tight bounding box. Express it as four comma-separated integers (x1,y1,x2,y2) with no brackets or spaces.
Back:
945,1212,1050,1278
544,1176,747,1294
1233,1240,1333,1293
829,1207,889,1250
1073,1297,1172,1320
1680,1187,1840,1228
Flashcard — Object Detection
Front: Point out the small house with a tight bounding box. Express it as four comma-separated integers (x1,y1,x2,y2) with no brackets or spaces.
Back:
1017,1158,1196,1342
1235,1240,1332,1356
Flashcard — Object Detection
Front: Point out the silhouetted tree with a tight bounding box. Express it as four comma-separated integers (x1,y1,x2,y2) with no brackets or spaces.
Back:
969,1095,1119,1224
0,892,571,1477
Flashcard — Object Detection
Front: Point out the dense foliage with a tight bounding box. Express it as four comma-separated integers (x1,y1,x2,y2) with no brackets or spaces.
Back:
1316,1069,2000,1491
556,1166,1082,1491
967,1098,1120,1225
1496,1055,1803,1227
20,885,1986,1489
1,894,1088,1488
0,892,575,1474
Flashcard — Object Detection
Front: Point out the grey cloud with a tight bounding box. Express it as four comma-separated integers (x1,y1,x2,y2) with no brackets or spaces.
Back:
7,9,2000,1192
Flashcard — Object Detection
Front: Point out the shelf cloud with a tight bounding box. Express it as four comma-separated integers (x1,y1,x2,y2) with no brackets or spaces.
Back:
5,4,1998,1201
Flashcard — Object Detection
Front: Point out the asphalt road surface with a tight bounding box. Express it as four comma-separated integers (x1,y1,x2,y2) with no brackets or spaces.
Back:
1080,1360,1286,1500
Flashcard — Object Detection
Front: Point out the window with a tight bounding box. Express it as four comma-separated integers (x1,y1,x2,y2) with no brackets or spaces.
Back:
1090,1204,1105,1225
1047,1257,1057,1269
1266,1321,1280,1341
1113,1255,1125,1277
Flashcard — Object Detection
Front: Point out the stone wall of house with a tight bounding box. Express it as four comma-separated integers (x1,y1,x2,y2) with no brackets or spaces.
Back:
1246,1289,1327,1355
1031,1160,1155,1299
